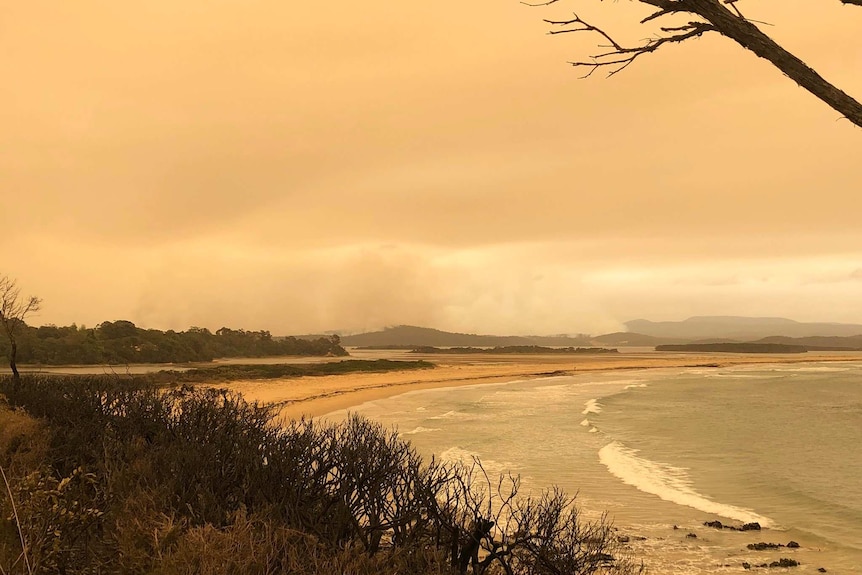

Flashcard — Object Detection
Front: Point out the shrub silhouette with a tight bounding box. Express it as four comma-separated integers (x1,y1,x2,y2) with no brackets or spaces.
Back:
1,375,638,575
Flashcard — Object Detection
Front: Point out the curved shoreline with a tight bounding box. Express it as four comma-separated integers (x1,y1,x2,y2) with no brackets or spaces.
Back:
217,350,862,420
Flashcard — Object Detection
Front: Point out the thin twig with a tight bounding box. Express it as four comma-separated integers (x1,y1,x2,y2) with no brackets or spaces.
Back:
1,464,33,575
547,13,715,78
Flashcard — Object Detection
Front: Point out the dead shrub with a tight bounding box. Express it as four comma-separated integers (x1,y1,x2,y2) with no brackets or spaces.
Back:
0,397,48,475
0,376,642,575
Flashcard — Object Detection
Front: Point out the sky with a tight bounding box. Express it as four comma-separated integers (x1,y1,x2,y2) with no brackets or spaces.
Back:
1,0,861,336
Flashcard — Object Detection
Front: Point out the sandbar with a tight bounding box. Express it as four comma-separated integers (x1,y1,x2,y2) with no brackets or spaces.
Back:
217,349,862,421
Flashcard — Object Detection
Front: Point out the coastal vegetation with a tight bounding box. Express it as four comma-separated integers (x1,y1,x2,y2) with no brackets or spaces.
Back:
141,359,435,384
656,343,808,354
0,375,636,575
657,341,862,353
407,346,619,355
626,317,862,341
0,321,347,366
755,335,862,351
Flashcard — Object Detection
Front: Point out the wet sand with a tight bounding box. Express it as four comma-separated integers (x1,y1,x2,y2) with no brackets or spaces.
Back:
218,349,862,420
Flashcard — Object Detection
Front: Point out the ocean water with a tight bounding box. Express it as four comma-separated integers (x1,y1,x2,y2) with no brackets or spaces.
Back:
331,362,862,574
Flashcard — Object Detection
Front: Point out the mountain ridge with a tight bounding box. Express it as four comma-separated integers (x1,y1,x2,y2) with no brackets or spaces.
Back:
625,316,862,340
295,317,862,348
338,325,592,347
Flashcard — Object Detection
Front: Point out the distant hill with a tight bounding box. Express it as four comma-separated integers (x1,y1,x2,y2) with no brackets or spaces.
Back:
296,320,862,351
339,326,592,348
626,316,862,340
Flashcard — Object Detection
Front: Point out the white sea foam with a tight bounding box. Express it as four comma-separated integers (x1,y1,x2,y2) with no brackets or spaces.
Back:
580,419,590,427
582,399,602,415
706,373,779,379
401,426,441,435
535,383,568,391
593,378,643,388
439,446,517,475
598,441,773,527
487,383,573,405
430,410,464,420
625,383,649,389
588,427,599,433
531,384,574,400
785,366,850,373
440,446,475,465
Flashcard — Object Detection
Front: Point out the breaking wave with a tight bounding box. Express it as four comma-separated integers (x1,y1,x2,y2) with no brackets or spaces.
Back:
401,426,441,435
582,399,602,415
598,441,773,527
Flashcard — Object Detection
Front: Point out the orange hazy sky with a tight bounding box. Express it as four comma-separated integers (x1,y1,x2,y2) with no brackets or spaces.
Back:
1,0,860,335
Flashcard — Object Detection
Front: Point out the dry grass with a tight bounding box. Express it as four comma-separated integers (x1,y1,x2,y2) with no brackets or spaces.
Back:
0,398,41,575
154,510,452,575
0,398,47,475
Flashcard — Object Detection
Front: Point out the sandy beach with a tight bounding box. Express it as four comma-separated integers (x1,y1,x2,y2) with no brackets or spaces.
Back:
219,349,862,420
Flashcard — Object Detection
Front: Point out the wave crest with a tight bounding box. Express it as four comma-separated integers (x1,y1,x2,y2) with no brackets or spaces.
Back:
582,399,602,415
598,441,773,527
401,426,441,435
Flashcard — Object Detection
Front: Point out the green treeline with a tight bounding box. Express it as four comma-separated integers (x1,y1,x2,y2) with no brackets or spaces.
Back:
0,320,347,365
0,376,635,575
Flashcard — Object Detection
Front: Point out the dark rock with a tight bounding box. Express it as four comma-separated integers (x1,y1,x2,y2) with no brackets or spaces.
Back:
757,564,769,568
617,536,630,543
748,542,783,551
704,520,724,529
742,562,752,570
768,558,799,568
633,536,647,541
686,533,698,539
742,522,762,531
786,541,800,548
817,568,827,573
673,525,680,530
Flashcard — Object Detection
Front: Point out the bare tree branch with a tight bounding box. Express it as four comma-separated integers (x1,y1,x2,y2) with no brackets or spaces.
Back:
723,0,746,20
545,13,715,78
687,0,862,126
0,274,42,384
533,0,862,126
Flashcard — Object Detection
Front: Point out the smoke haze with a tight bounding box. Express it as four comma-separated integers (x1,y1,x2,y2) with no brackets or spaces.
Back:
2,1,860,334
